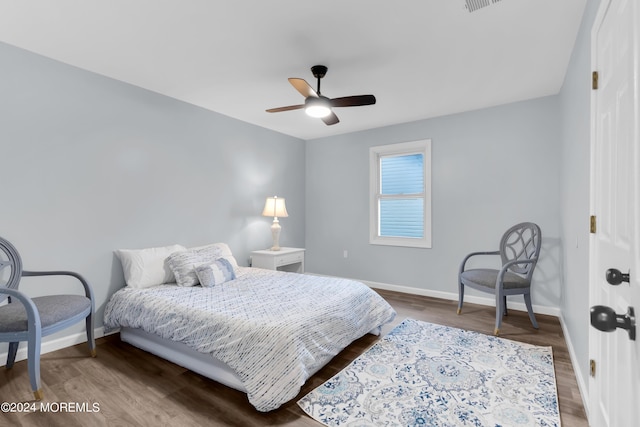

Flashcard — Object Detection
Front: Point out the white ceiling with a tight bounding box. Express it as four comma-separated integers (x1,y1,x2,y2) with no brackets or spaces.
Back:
0,0,587,140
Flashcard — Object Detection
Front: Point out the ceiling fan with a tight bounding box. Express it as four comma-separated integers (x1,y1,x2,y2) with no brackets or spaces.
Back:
266,65,376,126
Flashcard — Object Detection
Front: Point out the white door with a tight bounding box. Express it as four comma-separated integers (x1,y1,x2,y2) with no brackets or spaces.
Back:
589,0,640,426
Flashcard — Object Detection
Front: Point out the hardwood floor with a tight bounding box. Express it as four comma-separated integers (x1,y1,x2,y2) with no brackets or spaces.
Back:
1,290,588,426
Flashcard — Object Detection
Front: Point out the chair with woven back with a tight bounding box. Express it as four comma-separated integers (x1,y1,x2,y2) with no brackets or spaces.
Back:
457,222,542,336
0,236,96,400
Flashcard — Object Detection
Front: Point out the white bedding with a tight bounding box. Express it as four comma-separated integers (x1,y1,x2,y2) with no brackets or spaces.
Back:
103,267,396,411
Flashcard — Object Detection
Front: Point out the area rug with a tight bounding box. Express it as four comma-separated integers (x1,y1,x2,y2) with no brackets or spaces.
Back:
298,318,560,426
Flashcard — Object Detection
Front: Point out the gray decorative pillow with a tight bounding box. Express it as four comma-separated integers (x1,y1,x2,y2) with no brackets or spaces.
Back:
195,258,237,287
167,243,237,287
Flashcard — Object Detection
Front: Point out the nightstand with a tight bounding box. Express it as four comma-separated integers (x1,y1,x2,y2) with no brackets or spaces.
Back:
250,247,305,273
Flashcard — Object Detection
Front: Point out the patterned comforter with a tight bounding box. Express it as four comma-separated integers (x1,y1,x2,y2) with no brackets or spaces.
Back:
103,267,396,411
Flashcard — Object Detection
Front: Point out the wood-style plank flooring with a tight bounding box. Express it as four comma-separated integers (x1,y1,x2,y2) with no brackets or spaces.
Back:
0,290,588,426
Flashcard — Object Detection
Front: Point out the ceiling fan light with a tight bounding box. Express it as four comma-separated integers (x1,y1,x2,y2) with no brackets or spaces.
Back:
305,97,331,118
306,105,331,118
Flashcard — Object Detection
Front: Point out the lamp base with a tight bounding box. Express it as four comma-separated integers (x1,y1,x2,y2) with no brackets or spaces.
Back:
270,220,282,251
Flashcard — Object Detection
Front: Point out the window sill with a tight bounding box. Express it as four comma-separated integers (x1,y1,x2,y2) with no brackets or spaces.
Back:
369,236,431,249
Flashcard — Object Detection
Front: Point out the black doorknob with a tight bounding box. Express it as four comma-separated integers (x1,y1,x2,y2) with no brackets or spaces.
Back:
590,305,636,340
606,268,630,285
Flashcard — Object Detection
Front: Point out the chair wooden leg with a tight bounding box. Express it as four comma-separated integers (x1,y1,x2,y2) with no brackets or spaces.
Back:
27,325,42,400
524,293,539,329
457,282,464,314
86,314,96,357
495,292,503,335
6,342,19,369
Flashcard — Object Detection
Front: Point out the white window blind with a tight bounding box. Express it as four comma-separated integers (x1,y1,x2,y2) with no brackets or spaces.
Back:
379,154,424,238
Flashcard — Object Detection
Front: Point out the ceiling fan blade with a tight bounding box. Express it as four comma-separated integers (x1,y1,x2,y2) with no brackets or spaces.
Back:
266,104,305,113
289,78,318,98
321,111,340,126
330,95,376,108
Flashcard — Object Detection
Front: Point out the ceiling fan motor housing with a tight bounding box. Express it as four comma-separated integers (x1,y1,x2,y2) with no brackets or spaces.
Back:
311,65,328,79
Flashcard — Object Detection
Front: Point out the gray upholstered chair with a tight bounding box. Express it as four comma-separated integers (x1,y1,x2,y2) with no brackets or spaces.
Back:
457,222,542,335
0,237,95,400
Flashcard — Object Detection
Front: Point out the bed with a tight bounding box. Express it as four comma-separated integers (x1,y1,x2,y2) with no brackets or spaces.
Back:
104,243,396,412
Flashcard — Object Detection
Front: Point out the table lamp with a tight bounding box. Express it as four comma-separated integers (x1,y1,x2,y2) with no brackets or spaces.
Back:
262,196,288,251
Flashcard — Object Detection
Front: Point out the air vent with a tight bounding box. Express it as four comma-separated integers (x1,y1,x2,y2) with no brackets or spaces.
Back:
465,0,503,13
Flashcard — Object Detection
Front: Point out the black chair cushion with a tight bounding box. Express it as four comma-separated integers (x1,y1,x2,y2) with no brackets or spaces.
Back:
0,295,90,333
460,268,530,289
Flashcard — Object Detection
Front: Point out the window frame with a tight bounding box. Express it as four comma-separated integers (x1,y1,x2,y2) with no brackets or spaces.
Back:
369,139,432,248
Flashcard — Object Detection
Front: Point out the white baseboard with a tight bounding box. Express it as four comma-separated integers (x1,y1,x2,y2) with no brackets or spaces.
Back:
0,327,117,367
361,278,561,317
558,313,590,420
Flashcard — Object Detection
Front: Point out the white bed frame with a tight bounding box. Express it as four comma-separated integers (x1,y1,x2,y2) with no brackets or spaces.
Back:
120,327,247,392
120,325,380,396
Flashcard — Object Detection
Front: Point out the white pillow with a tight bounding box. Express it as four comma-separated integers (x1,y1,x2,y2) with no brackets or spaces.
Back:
167,243,238,287
115,244,186,289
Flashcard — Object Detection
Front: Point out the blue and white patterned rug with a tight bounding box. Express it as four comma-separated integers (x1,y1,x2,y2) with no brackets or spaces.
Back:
298,318,560,426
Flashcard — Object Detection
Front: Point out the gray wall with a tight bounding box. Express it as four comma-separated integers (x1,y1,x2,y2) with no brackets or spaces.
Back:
0,41,306,345
558,0,601,398
305,96,563,310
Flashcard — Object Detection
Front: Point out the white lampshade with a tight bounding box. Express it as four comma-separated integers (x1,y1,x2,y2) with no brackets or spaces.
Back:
262,196,288,218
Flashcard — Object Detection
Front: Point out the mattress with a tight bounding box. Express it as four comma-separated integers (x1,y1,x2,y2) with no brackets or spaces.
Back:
103,267,396,411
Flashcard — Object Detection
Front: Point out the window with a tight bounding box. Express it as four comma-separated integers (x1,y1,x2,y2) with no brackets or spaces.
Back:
369,139,431,248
